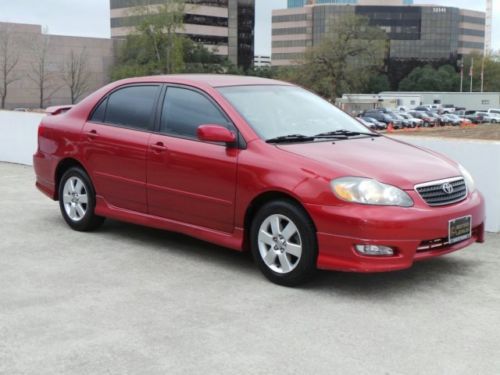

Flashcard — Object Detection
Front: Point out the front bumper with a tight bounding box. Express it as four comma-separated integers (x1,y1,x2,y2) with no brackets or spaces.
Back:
306,190,485,272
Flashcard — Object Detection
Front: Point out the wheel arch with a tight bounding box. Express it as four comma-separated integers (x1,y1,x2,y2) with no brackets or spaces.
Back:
242,190,317,251
54,158,90,200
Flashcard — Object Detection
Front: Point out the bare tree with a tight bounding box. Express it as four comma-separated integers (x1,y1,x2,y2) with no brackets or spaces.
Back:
63,49,90,104
0,28,20,109
28,35,60,108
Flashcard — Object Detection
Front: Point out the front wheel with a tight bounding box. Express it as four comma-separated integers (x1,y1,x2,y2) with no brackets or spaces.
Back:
250,200,318,286
58,167,105,231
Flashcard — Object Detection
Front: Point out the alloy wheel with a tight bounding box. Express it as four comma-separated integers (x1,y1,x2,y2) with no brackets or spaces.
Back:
62,176,88,222
257,214,302,274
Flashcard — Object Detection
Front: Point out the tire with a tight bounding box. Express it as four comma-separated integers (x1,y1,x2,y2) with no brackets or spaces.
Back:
250,200,318,286
58,167,105,231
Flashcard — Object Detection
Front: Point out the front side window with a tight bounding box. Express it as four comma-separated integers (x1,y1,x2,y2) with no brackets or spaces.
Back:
160,87,230,139
218,85,373,141
103,85,160,130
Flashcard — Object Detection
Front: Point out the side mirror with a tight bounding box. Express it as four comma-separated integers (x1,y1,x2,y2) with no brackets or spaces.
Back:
197,124,236,144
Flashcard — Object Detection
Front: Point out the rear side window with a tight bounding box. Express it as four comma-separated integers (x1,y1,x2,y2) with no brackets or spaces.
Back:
90,98,107,123
95,85,160,130
160,87,230,138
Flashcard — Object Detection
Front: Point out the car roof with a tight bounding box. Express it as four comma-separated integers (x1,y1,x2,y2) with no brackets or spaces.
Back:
113,74,292,88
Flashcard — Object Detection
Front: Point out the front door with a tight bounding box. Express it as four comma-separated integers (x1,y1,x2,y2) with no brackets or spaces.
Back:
147,86,239,233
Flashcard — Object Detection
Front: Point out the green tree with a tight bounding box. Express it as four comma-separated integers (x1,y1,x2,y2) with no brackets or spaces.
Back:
365,74,390,93
136,0,185,74
399,64,459,91
112,0,232,80
278,15,387,100
183,39,226,73
463,53,500,92
112,0,186,79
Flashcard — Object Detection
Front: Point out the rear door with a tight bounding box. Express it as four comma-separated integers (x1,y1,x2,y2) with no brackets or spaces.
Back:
83,84,161,213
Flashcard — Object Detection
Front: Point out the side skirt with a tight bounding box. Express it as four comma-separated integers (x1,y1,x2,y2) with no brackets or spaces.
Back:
94,196,245,251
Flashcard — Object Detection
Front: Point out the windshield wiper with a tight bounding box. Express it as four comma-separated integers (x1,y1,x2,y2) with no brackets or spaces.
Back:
314,130,380,138
266,134,314,143
266,130,380,144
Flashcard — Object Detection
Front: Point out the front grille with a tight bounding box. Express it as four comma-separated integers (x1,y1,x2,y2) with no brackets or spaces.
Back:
415,177,467,207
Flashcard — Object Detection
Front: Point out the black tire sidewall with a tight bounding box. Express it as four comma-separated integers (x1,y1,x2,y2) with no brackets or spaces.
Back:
250,200,318,287
58,167,101,231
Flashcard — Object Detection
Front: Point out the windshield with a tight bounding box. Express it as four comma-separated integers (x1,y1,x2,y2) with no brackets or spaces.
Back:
217,85,373,141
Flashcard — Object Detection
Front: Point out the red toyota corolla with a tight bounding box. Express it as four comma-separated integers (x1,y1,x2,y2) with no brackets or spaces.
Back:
33,75,485,286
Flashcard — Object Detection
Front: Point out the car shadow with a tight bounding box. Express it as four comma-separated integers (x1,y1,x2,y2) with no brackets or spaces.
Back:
57,216,480,296
306,256,480,297
98,219,256,272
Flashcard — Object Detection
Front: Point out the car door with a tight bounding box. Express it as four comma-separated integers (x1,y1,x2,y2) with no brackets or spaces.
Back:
83,84,161,213
147,85,239,233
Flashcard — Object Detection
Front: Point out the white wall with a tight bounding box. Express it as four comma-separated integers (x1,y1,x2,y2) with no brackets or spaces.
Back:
0,110,44,165
0,111,498,232
392,135,500,233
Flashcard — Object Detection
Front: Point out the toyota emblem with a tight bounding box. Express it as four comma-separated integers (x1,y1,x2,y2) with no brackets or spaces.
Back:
442,182,454,194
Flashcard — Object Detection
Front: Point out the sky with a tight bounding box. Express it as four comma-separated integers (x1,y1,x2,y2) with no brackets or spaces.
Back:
0,0,498,56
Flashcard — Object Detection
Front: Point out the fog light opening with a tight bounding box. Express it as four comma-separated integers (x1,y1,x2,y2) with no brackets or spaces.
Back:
355,244,394,256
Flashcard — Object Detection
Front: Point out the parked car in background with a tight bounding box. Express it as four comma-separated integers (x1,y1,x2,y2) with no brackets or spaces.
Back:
463,110,486,124
360,116,387,130
413,105,433,112
443,114,464,126
32,75,486,286
442,105,456,114
422,111,447,126
398,113,423,127
363,110,403,129
487,108,500,116
391,112,412,128
409,111,436,127
477,112,500,123
356,117,374,128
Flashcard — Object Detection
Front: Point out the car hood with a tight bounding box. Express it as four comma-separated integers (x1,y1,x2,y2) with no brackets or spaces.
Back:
277,136,461,190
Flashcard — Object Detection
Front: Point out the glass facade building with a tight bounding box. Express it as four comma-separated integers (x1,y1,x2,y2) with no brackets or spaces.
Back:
287,0,412,8
110,0,255,69
272,4,485,66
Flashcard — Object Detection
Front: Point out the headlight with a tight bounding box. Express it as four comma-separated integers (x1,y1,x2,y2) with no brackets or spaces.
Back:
458,164,475,192
331,177,413,207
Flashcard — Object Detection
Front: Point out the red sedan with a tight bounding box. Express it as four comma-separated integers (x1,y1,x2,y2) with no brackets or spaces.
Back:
34,75,485,286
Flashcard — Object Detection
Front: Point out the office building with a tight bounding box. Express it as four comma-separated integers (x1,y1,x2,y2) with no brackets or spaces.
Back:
253,55,271,67
110,0,255,69
287,0,413,8
0,22,115,109
272,4,485,66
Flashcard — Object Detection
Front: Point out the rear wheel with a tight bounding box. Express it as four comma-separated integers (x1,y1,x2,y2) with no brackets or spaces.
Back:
58,167,105,231
250,200,317,286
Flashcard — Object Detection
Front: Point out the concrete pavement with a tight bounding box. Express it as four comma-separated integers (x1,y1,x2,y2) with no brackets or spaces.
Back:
1,162,499,375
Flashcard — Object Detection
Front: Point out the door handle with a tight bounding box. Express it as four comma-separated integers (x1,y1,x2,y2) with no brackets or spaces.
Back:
86,129,98,139
151,142,167,152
